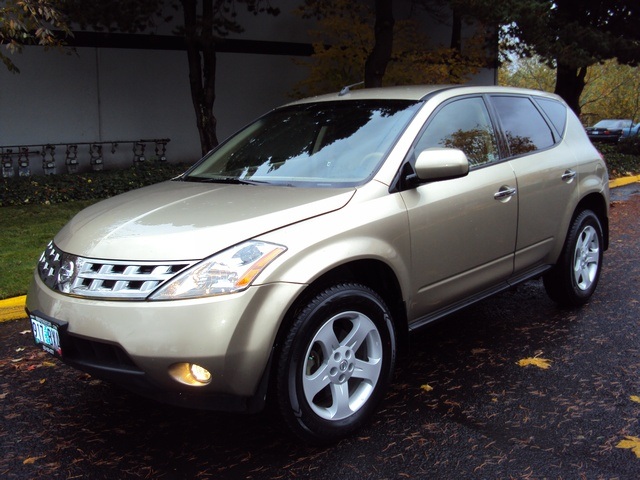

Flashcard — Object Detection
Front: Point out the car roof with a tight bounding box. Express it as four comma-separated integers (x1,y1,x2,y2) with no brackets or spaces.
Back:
286,84,564,105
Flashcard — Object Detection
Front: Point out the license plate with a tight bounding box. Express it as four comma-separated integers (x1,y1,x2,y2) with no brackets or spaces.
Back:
31,314,64,358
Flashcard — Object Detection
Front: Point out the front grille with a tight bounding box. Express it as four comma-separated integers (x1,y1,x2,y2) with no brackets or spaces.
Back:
38,242,194,300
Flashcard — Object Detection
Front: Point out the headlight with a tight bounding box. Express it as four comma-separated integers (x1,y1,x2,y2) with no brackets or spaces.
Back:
149,241,286,300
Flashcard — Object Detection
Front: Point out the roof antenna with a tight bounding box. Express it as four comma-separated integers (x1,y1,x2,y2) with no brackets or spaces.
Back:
338,81,365,96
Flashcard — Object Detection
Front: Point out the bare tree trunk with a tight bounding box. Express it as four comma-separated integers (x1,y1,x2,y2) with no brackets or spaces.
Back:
364,0,394,88
182,0,219,156
555,62,588,116
450,8,462,52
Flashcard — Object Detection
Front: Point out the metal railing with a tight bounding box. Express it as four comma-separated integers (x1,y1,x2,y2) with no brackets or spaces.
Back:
1,139,170,178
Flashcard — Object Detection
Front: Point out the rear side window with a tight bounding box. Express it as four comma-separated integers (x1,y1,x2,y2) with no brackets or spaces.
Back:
535,98,567,137
491,96,555,157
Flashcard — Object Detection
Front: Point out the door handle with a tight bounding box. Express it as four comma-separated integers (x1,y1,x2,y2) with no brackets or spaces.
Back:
494,186,517,200
562,169,577,182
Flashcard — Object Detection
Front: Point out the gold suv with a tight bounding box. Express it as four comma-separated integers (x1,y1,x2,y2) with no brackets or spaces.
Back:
27,85,609,443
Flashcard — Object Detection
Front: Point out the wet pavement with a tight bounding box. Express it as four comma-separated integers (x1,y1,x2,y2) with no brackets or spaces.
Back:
1,190,639,479
610,182,640,202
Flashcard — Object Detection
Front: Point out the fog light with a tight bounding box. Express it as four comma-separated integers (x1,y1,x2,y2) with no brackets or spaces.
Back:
168,362,212,386
189,363,211,383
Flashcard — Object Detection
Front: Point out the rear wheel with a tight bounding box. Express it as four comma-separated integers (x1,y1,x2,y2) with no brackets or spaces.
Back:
544,209,603,307
276,283,396,443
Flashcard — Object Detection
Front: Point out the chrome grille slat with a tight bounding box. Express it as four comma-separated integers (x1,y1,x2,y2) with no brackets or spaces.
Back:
37,242,194,300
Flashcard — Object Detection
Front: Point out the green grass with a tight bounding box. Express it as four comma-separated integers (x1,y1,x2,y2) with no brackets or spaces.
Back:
0,200,96,299
0,162,189,299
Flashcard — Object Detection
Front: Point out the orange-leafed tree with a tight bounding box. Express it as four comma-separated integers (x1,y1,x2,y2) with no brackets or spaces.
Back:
294,0,491,98
0,0,71,73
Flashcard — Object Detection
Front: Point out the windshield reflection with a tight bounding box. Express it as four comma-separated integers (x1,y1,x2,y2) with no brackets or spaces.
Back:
184,100,421,187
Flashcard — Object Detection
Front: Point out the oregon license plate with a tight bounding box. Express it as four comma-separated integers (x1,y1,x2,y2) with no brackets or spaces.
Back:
30,314,64,358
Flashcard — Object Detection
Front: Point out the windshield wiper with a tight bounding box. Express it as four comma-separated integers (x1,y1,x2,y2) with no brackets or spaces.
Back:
182,176,266,185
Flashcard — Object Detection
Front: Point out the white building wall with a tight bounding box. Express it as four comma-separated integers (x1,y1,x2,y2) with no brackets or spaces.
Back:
1,46,202,171
1,47,100,146
0,44,307,173
0,1,495,176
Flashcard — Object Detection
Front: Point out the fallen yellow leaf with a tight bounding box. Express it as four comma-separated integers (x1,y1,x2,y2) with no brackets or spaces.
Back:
630,395,640,404
517,357,552,369
616,436,640,459
420,384,434,392
41,361,56,368
23,455,45,465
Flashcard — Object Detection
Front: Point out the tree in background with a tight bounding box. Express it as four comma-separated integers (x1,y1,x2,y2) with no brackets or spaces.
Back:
294,0,491,97
580,61,640,125
492,0,640,115
364,0,393,88
179,0,279,154
498,56,555,92
63,0,279,155
499,57,640,125
0,0,70,72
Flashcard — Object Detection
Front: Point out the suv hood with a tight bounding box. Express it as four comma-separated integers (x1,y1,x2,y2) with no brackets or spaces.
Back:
54,181,355,261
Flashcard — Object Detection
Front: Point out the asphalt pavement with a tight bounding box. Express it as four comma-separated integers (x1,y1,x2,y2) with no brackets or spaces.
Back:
1,183,639,479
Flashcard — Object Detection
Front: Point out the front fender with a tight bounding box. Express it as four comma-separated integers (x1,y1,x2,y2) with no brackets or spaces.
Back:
256,188,412,302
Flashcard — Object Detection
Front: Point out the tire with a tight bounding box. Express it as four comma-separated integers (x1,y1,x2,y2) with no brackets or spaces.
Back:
544,209,604,307
276,283,396,444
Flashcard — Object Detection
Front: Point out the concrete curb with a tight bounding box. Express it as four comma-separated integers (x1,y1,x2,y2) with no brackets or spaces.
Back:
1,175,639,323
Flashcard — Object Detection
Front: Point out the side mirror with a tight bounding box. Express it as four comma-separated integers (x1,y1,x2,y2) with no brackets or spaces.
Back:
413,148,469,183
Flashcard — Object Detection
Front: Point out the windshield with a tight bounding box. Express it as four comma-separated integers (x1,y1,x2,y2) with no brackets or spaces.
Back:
183,100,421,187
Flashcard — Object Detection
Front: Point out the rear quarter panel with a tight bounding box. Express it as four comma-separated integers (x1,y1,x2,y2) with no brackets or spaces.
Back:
547,108,609,263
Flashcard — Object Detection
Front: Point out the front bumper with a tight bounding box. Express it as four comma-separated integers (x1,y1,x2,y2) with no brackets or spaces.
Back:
26,274,305,412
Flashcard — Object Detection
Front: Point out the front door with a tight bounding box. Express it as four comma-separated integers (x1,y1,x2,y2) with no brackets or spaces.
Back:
400,96,518,321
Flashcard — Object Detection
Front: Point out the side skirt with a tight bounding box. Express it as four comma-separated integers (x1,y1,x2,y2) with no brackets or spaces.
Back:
407,265,551,333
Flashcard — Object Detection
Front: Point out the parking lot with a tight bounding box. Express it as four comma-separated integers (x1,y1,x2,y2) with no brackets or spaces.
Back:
1,186,639,479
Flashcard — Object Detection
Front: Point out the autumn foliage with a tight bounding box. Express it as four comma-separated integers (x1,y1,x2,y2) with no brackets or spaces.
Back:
292,0,491,98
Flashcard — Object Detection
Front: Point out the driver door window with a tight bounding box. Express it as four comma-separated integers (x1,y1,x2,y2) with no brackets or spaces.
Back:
415,97,499,167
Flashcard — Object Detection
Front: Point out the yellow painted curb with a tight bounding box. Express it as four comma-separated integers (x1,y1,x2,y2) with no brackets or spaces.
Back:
0,295,26,323
610,175,640,189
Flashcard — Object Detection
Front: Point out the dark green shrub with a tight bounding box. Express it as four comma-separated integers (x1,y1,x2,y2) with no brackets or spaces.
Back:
603,152,640,178
1,163,190,207
618,135,640,156
596,141,640,178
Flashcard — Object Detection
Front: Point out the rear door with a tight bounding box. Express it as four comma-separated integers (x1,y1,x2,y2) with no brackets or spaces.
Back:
489,95,578,274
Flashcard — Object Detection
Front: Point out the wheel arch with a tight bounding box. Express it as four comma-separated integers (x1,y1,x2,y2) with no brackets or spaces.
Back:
574,192,609,251
275,260,409,355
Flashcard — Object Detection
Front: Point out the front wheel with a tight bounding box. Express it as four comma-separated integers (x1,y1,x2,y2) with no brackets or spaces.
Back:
276,283,396,444
544,209,604,307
